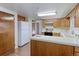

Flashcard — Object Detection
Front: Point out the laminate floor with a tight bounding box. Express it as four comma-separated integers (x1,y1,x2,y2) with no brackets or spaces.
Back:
8,43,30,56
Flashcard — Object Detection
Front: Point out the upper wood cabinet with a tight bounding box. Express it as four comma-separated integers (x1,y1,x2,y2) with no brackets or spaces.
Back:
18,15,28,21
41,18,70,29
63,18,70,28
53,20,62,28
66,4,79,27
67,6,76,17
53,18,70,28
75,4,79,27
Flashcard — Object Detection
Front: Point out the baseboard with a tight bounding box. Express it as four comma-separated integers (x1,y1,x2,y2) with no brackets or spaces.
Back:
18,42,30,47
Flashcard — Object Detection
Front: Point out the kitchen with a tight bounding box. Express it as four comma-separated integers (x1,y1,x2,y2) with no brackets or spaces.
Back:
0,3,79,56
31,3,79,56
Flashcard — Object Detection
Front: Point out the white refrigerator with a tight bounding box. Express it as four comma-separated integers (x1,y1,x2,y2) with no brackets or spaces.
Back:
18,21,30,47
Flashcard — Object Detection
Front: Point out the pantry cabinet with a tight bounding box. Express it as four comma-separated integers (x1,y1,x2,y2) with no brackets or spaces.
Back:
0,20,15,56
0,12,15,55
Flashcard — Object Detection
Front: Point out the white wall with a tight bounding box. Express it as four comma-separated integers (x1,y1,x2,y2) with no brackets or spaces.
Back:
35,20,42,34
28,17,32,40
70,16,75,34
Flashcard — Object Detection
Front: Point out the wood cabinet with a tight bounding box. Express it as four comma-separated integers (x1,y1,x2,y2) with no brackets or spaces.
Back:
74,47,79,56
53,18,70,28
31,40,49,56
66,4,79,27
75,4,79,27
0,33,5,55
42,18,70,29
46,42,73,56
0,20,15,56
0,12,15,55
63,18,70,28
31,40,74,56
18,15,27,21
53,20,61,28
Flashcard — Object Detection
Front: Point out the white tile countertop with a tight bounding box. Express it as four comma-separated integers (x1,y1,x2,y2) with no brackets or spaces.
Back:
31,35,79,47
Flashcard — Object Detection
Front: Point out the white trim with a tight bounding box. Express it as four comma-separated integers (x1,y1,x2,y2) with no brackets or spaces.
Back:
0,6,15,15
62,3,77,17
0,7,18,49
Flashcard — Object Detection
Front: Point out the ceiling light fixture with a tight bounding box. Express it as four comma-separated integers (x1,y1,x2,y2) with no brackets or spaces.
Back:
1,16,14,20
37,10,56,17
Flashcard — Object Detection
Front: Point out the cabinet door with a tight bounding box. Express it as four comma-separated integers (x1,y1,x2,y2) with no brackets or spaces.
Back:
1,21,15,55
31,40,38,56
75,53,79,56
61,18,70,28
0,12,15,55
61,45,74,56
65,19,70,28
75,47,79,52
31,40,74,56
6,21,14,51
46,43,74,56
36,41,47,56
46,43,62,56
0,33,5,55
31,40,47,56
53,20,61,28
75,5,79,27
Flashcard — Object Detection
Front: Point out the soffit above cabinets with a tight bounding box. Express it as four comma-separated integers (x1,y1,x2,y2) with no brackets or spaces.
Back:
0,11,14,20
0,3,77,19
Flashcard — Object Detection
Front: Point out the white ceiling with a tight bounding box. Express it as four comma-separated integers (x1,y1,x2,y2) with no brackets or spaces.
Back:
0,3,77,19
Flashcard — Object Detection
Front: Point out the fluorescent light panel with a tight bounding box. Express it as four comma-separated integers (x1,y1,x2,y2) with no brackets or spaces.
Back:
37,10,56,16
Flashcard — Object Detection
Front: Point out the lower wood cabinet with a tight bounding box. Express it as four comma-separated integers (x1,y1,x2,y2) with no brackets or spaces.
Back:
31,40,74,56
74,47,79,56
74,53,79,56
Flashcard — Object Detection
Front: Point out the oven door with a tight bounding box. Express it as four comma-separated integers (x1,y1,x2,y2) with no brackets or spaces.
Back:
44,32,53,36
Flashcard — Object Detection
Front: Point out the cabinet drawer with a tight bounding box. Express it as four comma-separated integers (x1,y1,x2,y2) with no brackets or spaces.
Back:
75,47,79,52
